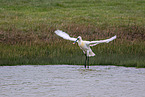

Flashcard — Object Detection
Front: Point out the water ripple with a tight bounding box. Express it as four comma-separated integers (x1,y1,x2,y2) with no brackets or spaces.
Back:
0,65,145,97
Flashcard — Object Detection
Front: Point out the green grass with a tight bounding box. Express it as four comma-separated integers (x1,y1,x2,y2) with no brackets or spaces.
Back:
0,0,145,67
0,0,144,30
1,42,145,67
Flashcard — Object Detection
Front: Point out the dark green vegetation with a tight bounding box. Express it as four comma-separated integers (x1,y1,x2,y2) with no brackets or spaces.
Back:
0,0,145,67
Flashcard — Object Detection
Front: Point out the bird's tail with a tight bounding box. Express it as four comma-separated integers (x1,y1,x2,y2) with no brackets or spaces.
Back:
88,49,95,57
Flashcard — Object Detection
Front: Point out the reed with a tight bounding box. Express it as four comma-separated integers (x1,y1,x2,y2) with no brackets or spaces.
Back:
0,25,145,67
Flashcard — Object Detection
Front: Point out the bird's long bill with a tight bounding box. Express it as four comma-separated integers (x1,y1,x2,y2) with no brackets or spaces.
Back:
73,38,79,44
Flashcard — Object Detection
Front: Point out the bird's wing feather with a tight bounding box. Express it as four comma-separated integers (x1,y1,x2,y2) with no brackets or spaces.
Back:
86,35,117,46
55,30,77,41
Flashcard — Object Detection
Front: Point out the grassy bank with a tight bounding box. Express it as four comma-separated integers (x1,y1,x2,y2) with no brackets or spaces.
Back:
0,0,145,67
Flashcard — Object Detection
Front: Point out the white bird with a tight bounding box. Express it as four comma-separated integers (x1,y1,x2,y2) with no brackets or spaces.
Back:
55,30,117,68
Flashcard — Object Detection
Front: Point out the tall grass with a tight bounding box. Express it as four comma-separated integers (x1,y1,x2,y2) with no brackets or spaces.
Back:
0,0,145,67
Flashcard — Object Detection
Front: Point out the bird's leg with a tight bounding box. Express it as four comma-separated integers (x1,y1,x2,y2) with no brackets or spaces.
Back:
84,54,87,68
87,56,89,68
87,50,89,68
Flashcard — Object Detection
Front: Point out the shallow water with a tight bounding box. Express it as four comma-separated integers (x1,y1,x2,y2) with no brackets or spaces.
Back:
0,65,145,97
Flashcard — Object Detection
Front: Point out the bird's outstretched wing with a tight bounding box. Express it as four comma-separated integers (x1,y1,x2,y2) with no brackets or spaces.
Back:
55,30,77,41
87,35,117,46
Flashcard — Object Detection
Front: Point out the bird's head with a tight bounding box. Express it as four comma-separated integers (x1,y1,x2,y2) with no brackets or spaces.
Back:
73,36,82,44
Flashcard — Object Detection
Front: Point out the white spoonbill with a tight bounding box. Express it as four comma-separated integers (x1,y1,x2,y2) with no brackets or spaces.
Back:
55,30,117,68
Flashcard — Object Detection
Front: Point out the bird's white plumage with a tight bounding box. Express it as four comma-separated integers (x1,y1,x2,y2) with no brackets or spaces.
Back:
55,30,116,57
88,35,117,46
55,30,77,41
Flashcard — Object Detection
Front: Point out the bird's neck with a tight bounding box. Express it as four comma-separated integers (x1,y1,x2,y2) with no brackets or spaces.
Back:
78,40,82,45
